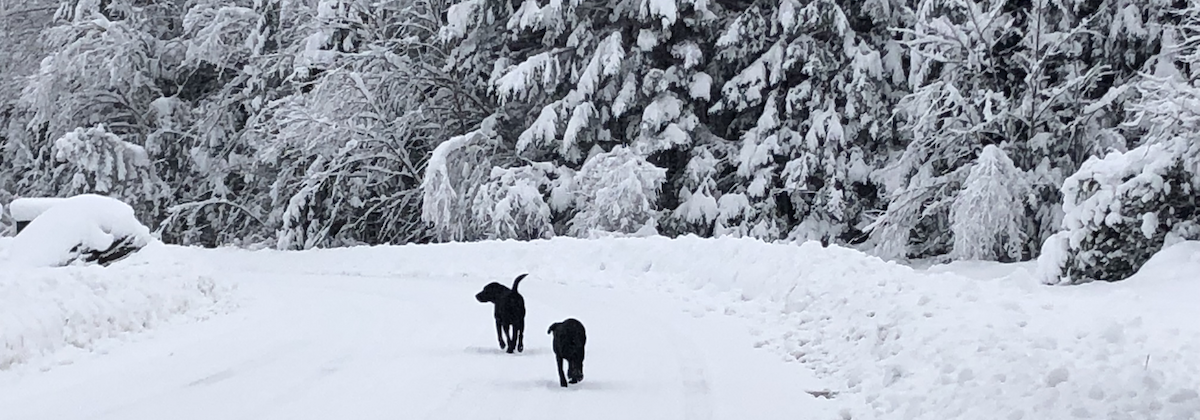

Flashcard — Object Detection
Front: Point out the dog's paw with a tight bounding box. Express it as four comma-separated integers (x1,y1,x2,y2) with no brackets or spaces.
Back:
560,381,569,388
517,344,524,352
498,342,506,350
506,346,515,354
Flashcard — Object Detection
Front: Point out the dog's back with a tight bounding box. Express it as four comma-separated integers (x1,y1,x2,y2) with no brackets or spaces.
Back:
549,318,586,359
498,290,525,320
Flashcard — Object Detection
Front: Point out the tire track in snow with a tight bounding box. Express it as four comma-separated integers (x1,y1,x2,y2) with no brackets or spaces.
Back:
657,316,713,420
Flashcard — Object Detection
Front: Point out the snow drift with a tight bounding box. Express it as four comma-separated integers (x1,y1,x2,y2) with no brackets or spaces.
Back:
210,236,1200,420
0,243,232,371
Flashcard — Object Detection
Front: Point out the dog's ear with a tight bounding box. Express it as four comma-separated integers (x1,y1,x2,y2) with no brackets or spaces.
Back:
547,322,561,335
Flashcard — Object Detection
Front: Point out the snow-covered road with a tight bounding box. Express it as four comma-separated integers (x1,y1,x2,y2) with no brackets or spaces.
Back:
4,237,1197,420
0,267,829,420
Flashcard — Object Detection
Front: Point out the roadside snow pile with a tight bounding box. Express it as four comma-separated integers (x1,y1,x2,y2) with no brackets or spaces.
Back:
0,242,232,371
210,236,1200,420
6,194,153,267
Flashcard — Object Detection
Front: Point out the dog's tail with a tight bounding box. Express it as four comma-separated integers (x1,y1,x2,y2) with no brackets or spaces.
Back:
512,273,529,292
547,322,561,335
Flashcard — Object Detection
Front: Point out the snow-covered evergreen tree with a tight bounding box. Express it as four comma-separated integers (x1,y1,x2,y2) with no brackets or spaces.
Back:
433,0,724,240
950,145,1028,261
0,0,1190,257
1037,141,1199,284
874,0,1174,261
713,0,908,245
8,0,165,197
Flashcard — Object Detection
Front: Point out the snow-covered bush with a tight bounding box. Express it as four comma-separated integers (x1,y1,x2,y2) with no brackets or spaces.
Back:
950,145,1029,261
1037,140,1200,284
421,119,509,242
470,165,558,241
6,194,155,267
50,125,168,221
568,147,667,236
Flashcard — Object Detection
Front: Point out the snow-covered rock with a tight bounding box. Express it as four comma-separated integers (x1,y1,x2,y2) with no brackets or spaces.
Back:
6,194,154,267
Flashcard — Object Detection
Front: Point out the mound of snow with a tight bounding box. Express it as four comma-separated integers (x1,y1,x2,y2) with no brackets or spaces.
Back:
0,242,233,371
208,236,1200,420
6,195,153,267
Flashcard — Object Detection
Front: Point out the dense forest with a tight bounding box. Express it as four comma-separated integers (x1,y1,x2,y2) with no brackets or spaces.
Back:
1,0,1198,283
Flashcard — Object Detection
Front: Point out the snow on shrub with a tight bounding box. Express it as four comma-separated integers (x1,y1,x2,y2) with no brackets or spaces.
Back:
421,118,570,242
567,146,667,236
7,194,154,267
1037,140,1200,284
0,243,231,371
470,164,558,240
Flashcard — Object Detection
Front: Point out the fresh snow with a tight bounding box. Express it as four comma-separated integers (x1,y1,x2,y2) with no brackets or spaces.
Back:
0,242,231,372
0,237,1197,420
7,197,67,222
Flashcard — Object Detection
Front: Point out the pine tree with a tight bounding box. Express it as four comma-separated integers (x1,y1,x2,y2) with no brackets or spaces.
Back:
712,0,909,244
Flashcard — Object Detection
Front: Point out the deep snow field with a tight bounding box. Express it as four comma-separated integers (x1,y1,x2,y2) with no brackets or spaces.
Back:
0,236,1197,420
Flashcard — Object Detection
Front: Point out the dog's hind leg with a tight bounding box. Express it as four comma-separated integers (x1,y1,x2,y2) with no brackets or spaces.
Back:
568,359,584,384
495,319,505,350
504,324,515,354
515,319,525,353
556,355,568,387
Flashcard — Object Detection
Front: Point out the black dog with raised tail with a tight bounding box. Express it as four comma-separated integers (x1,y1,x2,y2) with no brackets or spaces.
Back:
475,273,527,353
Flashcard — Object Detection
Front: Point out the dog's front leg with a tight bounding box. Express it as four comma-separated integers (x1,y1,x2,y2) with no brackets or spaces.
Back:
495,319,505,349
556,355,568,387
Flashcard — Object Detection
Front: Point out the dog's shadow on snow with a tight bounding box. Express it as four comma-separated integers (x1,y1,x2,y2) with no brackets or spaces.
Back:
496,379,633,392
463,346,550,356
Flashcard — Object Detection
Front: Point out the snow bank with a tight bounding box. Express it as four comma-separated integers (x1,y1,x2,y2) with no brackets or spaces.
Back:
0,243,232,371
6,194,153,267
212,236,1200,420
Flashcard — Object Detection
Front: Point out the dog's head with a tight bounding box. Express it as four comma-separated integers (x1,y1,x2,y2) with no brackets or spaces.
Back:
475,282,509,303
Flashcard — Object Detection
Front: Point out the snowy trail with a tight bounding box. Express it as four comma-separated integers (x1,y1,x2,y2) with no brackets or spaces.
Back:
0,267,829,420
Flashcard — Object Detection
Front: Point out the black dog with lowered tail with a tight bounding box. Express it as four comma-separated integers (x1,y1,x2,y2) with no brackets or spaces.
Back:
547,318,586,387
